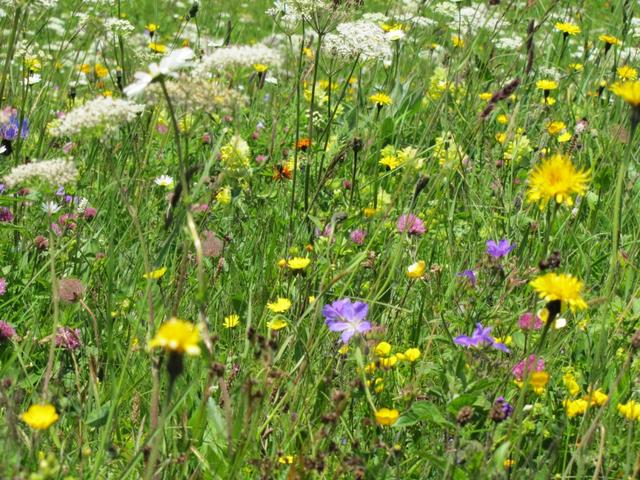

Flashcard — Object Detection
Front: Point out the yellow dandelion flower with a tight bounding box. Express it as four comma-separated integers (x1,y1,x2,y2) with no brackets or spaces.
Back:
287,257,311,270
546,121,566,136
143,266,167,280
267,317,288,330
94,64,109,78
554,22,581,36
223,314,240,329
20,404,59,430
530,272,588,311
526,154,590,209
611,80,640,107
148,318,201,356
617,65,638,81
267,297,291,313
148,42,168,53
452,35,464,48
374,408,400,426
369,92,392,107
599,34,621,46
479,92,493,101
557,132,573,143
569,63,584,72
145,23,159,33
253,63,268,73
536,79,558,91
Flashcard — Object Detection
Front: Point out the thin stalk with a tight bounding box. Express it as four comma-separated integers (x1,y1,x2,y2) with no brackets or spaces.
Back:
0,6,22,102
304,32,323,212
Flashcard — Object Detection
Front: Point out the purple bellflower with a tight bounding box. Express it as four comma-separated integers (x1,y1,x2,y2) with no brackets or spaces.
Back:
486,239,515,258
454,322,510,353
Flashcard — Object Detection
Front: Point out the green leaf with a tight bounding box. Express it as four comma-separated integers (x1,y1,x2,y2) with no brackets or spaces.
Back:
86,402,111,428
410,401,454,428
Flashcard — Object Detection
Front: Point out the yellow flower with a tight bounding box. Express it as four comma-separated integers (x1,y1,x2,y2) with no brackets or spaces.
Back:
495,132,507,144
379,153,402,170
611,81,640,107
530,272,588,311
493,336,512,346
562,373,581,396
479,92,492,101
364,362,376,374
145,23,159,33
557,132,573,143
563,398,588,417
79,63,92,74
599,34,621,46
374,341,392,357
253,63,268,73
569,63,584,72
267,297,291,313
278,455,294,464
216,186,232,205
148,42,168,53
526,154,590,209
369,92,392,107
338,344,349,355
375,408,400,426
530,371,549,394
94,64,109,78
363,207,379,218
497,114,509,125
406,260,426,279
20,404,59,430
373,377,384,393
542,96,557,105
546,121,566,136
143,266,167,280
554,22,581,36
617,400,640,421
267,317,288,330
617,66,638,81
536,79,558,91
404,348,421,362
379,354,398,369
148,318,201,355
452,35,464,48
287,257,311,270
223,314,240,329
585,388,608,406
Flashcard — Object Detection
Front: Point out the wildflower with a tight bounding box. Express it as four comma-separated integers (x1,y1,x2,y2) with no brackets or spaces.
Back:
58,278,85,304
322,298,372,344
452,35,464,48
374,341,392,357
518,312,543,330
216,187,232,205
295,138,311,151
220,135,251,171
273,162,293,181
611,81,640,108
396,213,426,236
224,314,240,329
278,455,294,464
512,355,545,382
0,277,6,295
145,23,159,35
20,404,59,430
253,63,268,73
563,398,588,417
3,159,78,189
406,260,426,279
148,42,168,53
148,318,201,356
370,92,392,107
457,269,477,286
554,22,581,36
267,318,288,330
55,327,82,350
0,107,29,143
349,229,366,245
0,320,16,342
530,272,588,311
124,48,194,97
374,408,399,426
504,459,515,469
599,34,621,46
546,121,566,135
287,257,311,270
617,66,637,81
454,323,510,353
154,175,174,188
526,154,590,209
563,373,581,396
585,388,608,406
433,132,466,169
323,20,392,63
490,397,513,422
143,266,167,280
486,239,515,259
267,297,292,313
530,371,549,394
536,80,558,92
404,348,421,362
618,400,640,421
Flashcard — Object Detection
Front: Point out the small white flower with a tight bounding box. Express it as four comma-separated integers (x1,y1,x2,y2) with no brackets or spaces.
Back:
124,48,194,97
554,317,567,330
27,73,41,85
386,29,406,41
42,201,61,215
154,175,174,188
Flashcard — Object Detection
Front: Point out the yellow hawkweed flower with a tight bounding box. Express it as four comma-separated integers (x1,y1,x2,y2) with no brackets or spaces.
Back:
94,64,109,78
617,400,640,421
148,42,168,53
617,65,638,81
223,314,240,329
374,341,392,358
148,318,201,356
479,92,493,101
20,404,59,430
530,272,588,312
267,317,288,330
536,79,558,91
557,132,573,143
287,257,311,270
266,297,292,313
526,154,590,209
369,92,392,107
546,121,566,136
143,266,167,280
406,260,426,279
554,22,581,36
599,34,621,46
253,63,268,73
145,23,159,33
375,408,400,426
452,35,464,48
611,81,640,107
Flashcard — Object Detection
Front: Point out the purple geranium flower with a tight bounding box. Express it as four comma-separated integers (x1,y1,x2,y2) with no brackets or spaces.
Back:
486,239,515,258
457,269,477,286
322,298,372,344
397,213,426,236
453,323,510,353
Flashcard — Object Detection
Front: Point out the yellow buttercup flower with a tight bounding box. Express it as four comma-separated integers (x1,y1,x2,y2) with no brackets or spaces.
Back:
223,314,240,329
526,154,590,209
267,317,288,330
143,266,167,280
148,318,201,356
611,81,640,107
287,257,311,270
369,92,392,107
406,260,426,279
374,341,392,357
530,272,588,311
267,297,291,313
617,400,640,421
546,121,566,136
404,348,421,362
554,22,581,36
375,408,400,426
20,404,59,430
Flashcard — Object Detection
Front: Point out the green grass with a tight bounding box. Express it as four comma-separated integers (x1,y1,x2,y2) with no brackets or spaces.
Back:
1,0,640,478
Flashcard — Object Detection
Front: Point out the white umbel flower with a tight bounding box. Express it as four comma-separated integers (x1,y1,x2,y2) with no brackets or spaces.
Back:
324,21,392,63
195,44,283,74
124,47,194,97
3,159,78,188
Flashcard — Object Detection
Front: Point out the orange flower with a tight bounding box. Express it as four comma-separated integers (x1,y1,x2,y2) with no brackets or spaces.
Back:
296,138,311,151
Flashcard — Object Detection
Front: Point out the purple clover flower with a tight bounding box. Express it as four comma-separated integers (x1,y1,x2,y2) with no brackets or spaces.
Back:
453,323,510,353
512,355,545,381
397,213,426,236
486,239,515,259
55,327,82,351
0,277,6,295
322,298,371,344
0,207,13,223
349,229,366,245
0,320,16,342
518,312,543,330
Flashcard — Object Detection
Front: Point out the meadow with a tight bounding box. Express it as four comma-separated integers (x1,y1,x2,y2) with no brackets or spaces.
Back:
1,0,640,478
